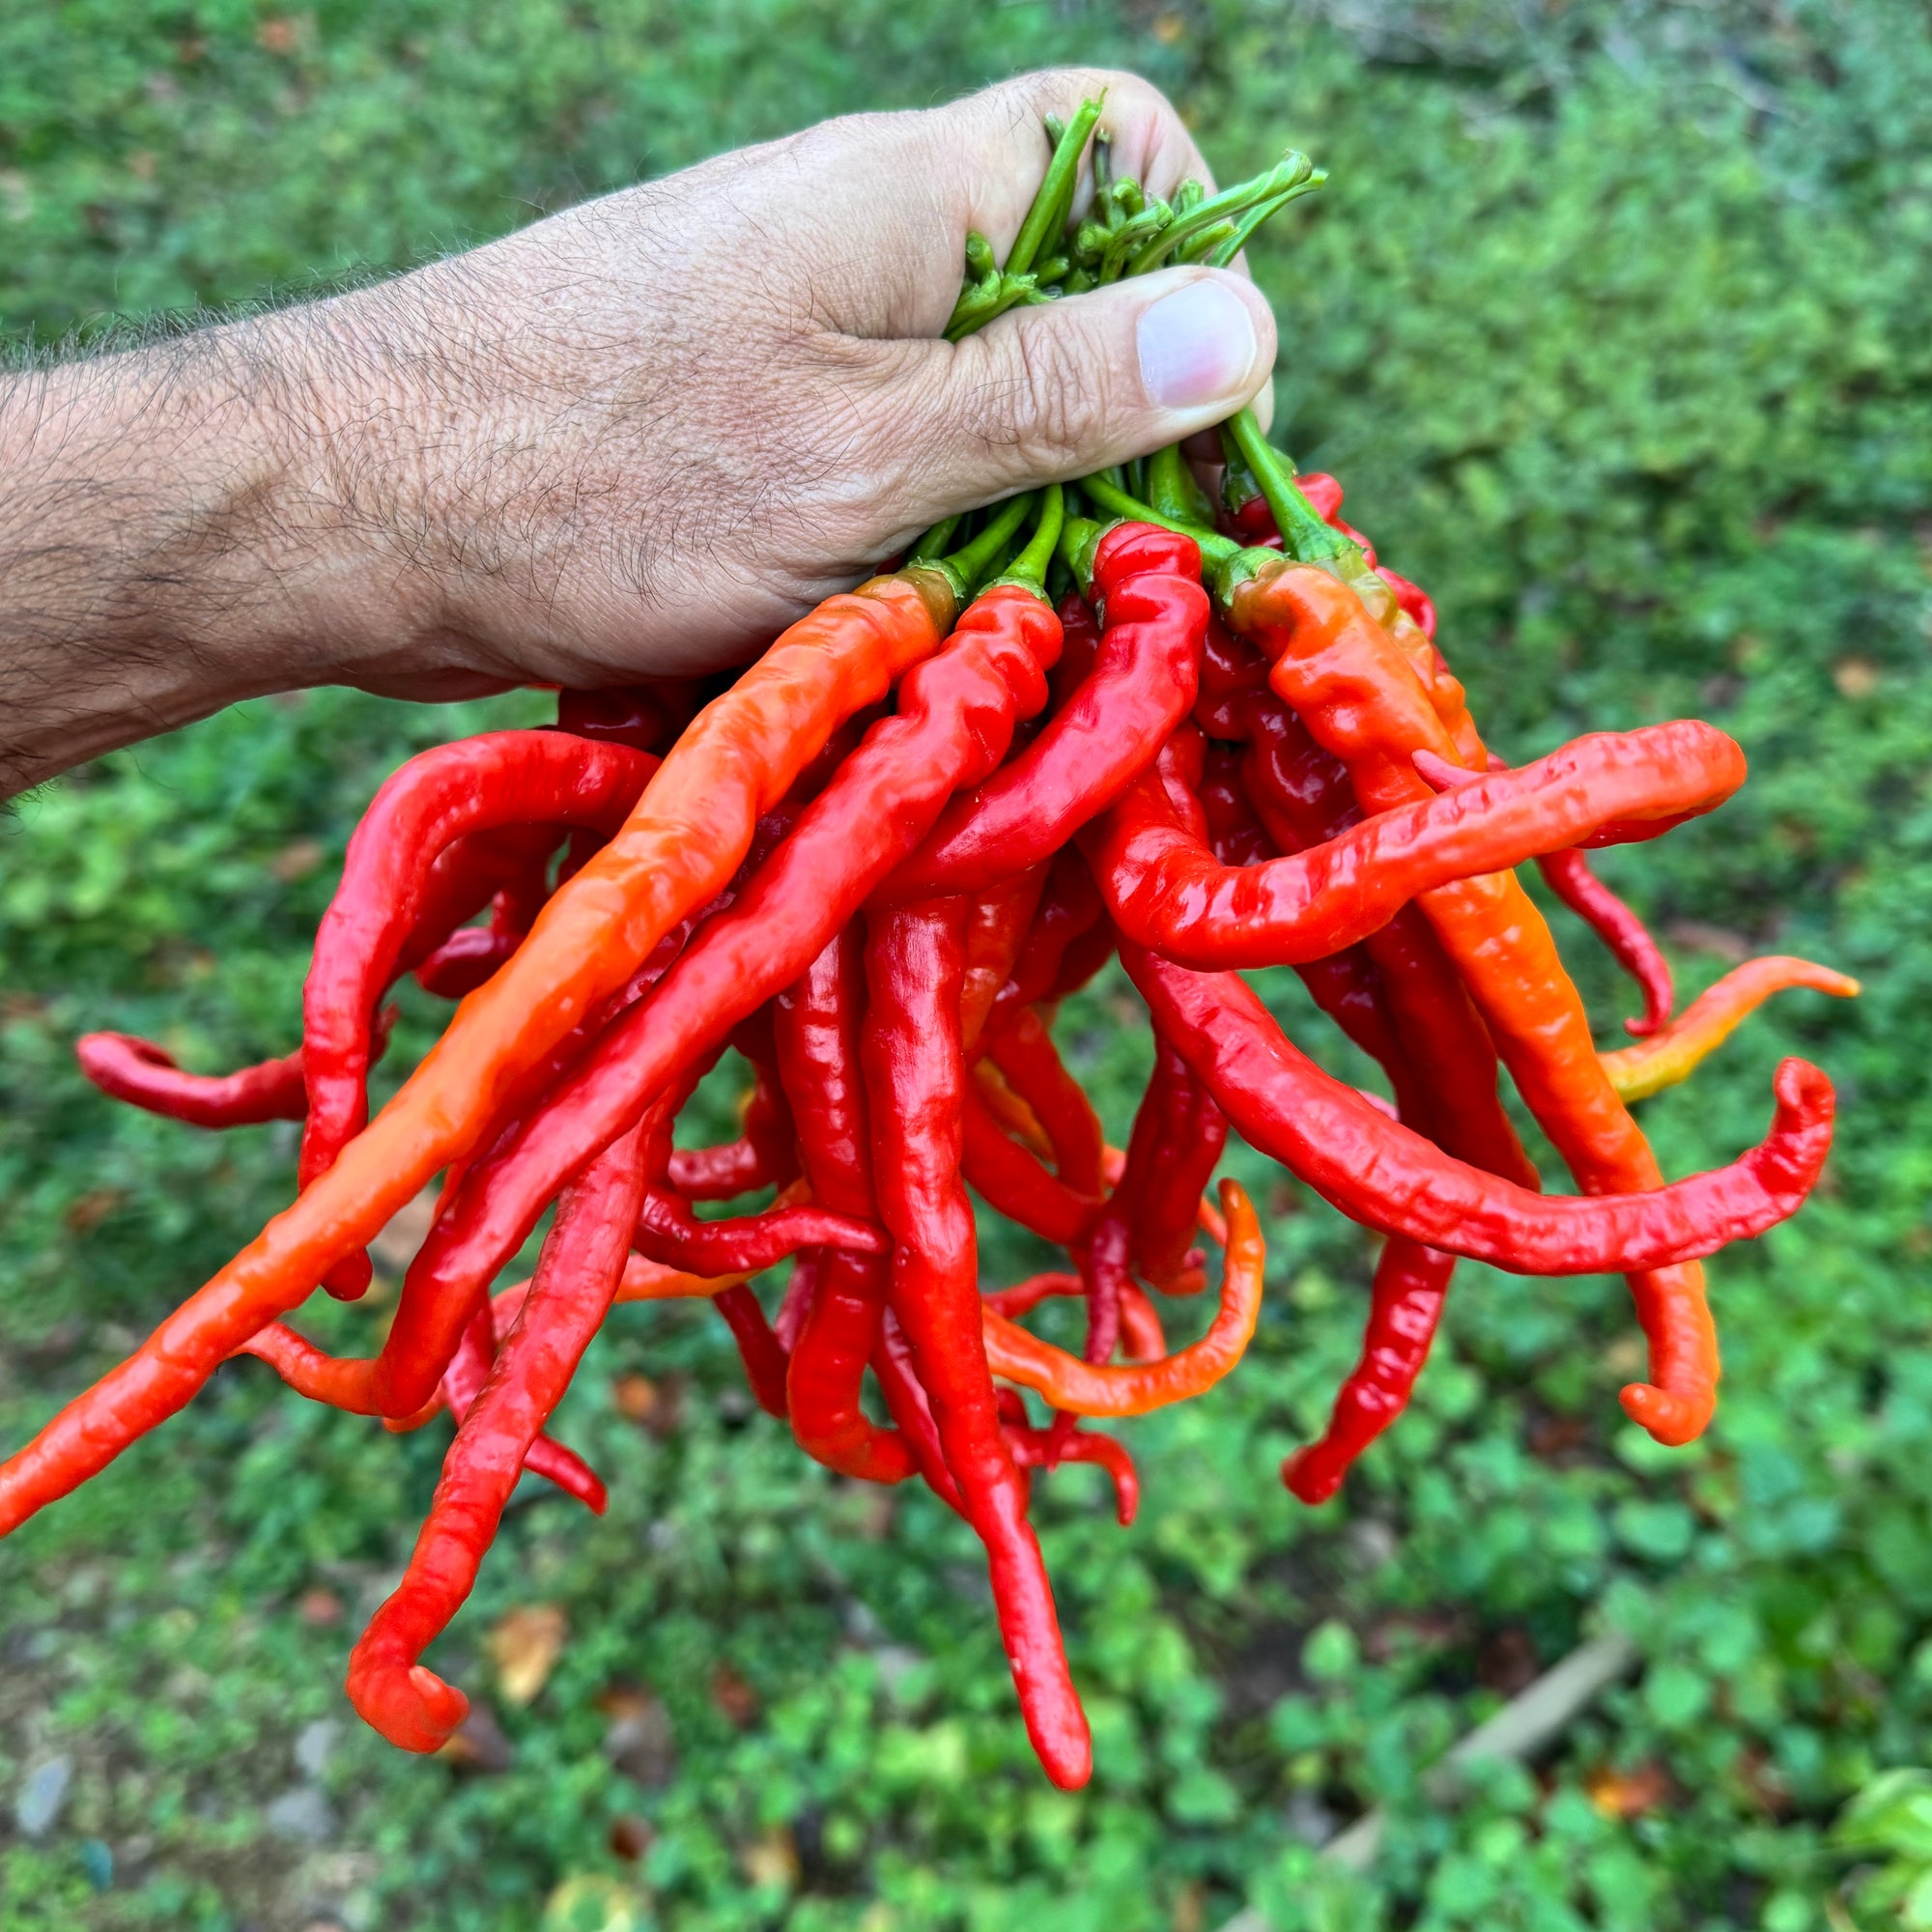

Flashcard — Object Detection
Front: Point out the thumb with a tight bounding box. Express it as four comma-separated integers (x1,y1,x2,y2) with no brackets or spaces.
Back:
899,265,1277,516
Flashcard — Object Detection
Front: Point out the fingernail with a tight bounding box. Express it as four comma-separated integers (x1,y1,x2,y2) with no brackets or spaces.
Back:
1137,278,1261,412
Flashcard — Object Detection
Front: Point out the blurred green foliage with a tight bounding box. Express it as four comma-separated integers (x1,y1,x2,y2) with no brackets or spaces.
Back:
3,1,1929,1926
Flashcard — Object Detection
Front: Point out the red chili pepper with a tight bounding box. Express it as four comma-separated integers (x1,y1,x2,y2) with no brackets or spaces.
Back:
1004,1424,1139,1525
882,524,1205,900
1283,1239,1456,1505
982,1006,1106,1199
774,927,920,1485
283,586,1064,1426
961,1079,1104,1246
1536,848,1675,1038
988,851,1105,1034
862,899,1090,1788
1123,1035,1230,1290
77,1034,309,1128
1088,719,1746,969
346,1118,647,1752
1125,944,1833,1275
299,733,656,1206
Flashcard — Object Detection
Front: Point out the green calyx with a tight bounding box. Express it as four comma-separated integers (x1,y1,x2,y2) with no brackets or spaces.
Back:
986,483,1065,600
1057,511,1112,599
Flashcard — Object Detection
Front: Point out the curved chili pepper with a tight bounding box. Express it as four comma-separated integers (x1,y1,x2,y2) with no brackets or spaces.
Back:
987,850,1104,1035
1602,956,1860,1101
440,1301,607,1511
346,1119,647,1752
1236,697,1538,1187
0,573,953,1537
862,899,1090,1789
982,1273,1169,1362
1004,1425,1139,1525
1126,945,1833,1275
983,1180,1264,1415
77,1034,309,1128
1089,722,1746,971
961,1080,1104,1246
1125,1036,1230,1289
1049,591,1101,708
554,682,700,753
712,1284,793,1419
300,734,656,1198
959,868,1052,1057
1284,1239,1456,1505
870,1310,967,1515
1232,557,1730,1439
983,1006,1106,1199
1045,915,1118,1001
882,524,1206,900
973,1062,1054,1158
775,926,920,1485
342,584,1059,1423
1537,847,1676,1037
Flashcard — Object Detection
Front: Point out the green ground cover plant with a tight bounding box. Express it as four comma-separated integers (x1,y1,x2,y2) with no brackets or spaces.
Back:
3,2,1929,1926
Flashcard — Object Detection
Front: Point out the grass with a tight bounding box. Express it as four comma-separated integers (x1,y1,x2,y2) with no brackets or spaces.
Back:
4,2,1931,1927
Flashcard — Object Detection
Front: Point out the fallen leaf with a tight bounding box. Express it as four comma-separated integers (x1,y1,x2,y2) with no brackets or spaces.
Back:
270,837,327,883
739,1825,799,1890
65,1189,124,1234
488,1604,567,1707
256,16,301,55
1584,1758,1674,1819
1527,1413,1590,1460
437,1702,515,1773
297,1587,343,1626
611,1373,660,1425
1833,657,1880,699
541,1873,650,1932
710,1662,759,1728
1477,1624,1540,1696
608,1813,654,1861
598,1683,677,1787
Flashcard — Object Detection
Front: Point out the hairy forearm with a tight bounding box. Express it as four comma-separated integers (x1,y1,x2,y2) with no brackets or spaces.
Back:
0,318,410,798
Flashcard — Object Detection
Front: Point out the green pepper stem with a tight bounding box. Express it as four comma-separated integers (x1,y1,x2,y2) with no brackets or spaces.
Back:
998,483,1065,595
1080,474,1238,564
942,494,1037,592
1007,96,1104,281
1207,174,1326,268
1146,444,1216,527
1126,150,1315,277
908,514,961,564
1225,408,1353,565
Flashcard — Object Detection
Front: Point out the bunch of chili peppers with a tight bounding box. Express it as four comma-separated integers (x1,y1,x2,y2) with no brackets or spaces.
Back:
26,106,1856,1789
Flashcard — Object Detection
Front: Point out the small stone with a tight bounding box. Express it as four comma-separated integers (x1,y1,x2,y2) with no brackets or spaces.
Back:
266,1784,337,1844
15,1755,72,1838
295,1719,341,1779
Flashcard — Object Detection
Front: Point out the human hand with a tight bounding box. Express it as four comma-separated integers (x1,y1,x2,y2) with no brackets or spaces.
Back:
0,67,1275,793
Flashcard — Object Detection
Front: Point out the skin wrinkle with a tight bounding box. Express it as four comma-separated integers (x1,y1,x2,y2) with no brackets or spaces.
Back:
3,66,1274,797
